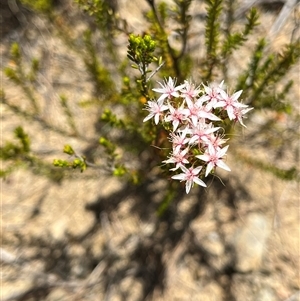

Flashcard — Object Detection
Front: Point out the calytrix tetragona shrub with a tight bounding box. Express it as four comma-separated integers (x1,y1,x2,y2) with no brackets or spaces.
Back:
143,77,253,193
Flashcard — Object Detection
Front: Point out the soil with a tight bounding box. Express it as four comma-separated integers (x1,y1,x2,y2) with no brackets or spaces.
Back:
1,1,299,301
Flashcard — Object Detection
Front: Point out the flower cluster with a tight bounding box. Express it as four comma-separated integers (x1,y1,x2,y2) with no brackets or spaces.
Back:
143,77,253,194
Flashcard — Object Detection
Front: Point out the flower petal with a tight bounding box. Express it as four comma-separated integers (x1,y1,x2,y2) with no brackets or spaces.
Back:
194,177,207,187
216,160,231,171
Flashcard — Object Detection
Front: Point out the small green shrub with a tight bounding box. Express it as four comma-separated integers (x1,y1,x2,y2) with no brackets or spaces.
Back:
2,0,299,201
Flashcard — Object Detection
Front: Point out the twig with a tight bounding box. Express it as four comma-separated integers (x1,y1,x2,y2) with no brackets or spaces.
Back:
268,0,299,37
146,62,165,82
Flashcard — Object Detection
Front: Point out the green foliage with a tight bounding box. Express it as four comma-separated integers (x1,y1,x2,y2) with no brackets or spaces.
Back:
145,0,193,80
53,145,87,172
60,95,79,136
237,39,300,112
99,137,117,157
82,30,116,98
113,164,128,177
63,145,75,156
128,34,157,67
101,109,126,129
221,8,259,57
2,0,299,204
1,126,31,160
0,92,77,139
1,126,64,181
75,0,116,31
127,34,158,100
20,0,53,13
4,43,40,112
170,0,193,57
203,0,223,81
251,42,299,106
236,38,265,91
53,157,87,172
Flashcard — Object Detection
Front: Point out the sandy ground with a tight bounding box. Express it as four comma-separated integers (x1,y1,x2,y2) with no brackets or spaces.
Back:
1,0,299,300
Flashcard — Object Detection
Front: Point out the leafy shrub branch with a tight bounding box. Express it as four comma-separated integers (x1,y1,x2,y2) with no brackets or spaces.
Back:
2,0,299,191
